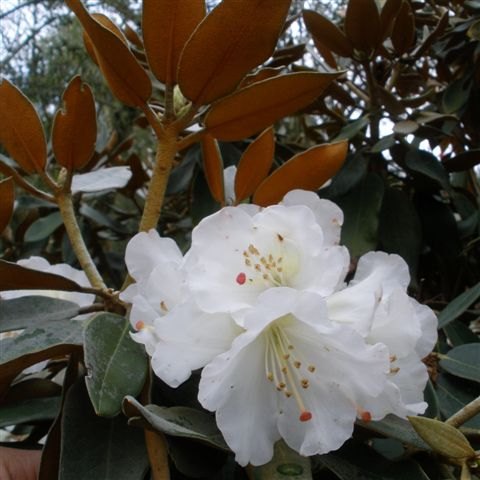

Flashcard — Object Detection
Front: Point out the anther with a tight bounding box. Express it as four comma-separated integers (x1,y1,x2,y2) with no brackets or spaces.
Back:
307,365,316,373
361,411,372,422
277,233,284,242
135,320,145,330
160,301,168,312
267,372,274,381
390,367,400,374
301,379,309,388
293,361,301,369
236,272,246,285
299,411,313,422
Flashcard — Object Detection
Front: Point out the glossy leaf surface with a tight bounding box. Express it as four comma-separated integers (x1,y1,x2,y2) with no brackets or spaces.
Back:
84,313,148,417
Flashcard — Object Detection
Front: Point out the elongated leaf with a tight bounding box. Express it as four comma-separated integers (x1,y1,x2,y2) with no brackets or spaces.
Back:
253,140,348,206
60,379,148,480
178,0,291,105
123,396,229,451
25,211,63,242
406,149,450,191
443,149,480,172
0,177,14,233
440,344,480,383
356,414,430,450
234,127,275,203
408,416,475,461
391,1,415,55
143,0,205,85
0,397,61,428
345,0,381,53
0,79,47,173
438,280,480,328
65,0,152,107
0,260,84,293
436,374,480,429
380,0,403,40
205,72,339,141
0,296,80,332
201,135,225,204
52,76,96,170
84,313,148,417
0,319,83,381
336,173,385,257
303,10,353,57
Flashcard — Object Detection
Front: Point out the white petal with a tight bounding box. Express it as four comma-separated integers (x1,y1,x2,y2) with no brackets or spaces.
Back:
281,190,344,246
278,379,356,456
199,332,280,466
362,355,429,419
125,230,182,282
2,256,94,308
71,166,132,193
223,165,237,205
369,289,422,359
151,303,243,388
410,299,438,358
352,251,410,293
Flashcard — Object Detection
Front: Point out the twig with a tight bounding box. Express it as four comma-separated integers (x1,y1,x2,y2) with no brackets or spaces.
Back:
446,396,480,428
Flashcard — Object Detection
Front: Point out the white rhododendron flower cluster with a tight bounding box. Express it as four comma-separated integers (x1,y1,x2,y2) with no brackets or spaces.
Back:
121,190,437,467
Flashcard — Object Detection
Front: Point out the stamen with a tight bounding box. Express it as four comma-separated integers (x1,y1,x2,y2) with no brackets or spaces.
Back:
361,411,372,422
299,411,313,422
135,320,145,330
160,301,168,312
390,367,400,374
236,272,246,285
277,233,284,242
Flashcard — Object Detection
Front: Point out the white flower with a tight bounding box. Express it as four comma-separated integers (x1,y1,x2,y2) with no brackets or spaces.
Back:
327,252,438,418
198,288,389,466
120,190,437,466
1,256,94,308
120,229,186,355
185,190,349,323
121,229,242,381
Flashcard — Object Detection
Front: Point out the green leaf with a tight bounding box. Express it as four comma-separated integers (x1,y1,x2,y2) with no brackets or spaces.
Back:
252,441,312,479
439,344,480,383
317,452,388,480
443,320,480,347
334,115,370,141
0,296,80,332
336,173,385,257
0,397,61,428
79,204,131,234
356,414,430,450
0,318,83,381
24,211,63,242
59,379,149,480
438,281,480,328
123,396,229,451
436,374,480,428
378,188,422,281
320,152,368,199
408,416,475,461
442,76,472,114
84,313,147,417
405,150,451,191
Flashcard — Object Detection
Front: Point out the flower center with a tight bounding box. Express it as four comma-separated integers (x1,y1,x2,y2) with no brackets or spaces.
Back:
236,235,299,288
264,322,315,423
